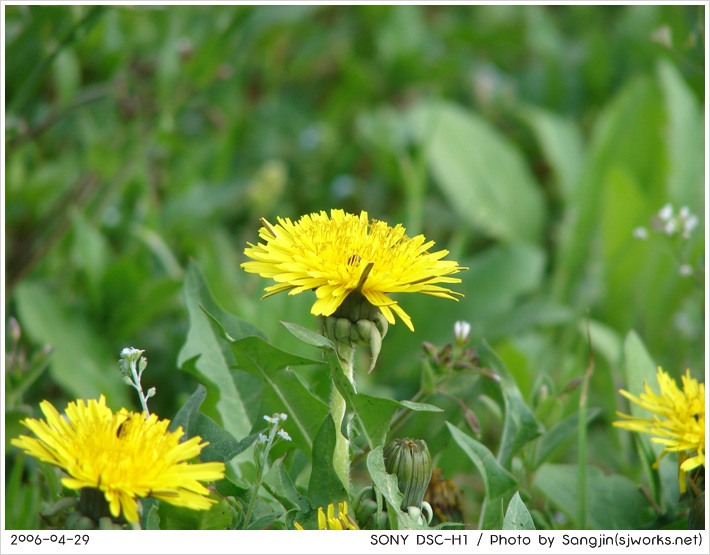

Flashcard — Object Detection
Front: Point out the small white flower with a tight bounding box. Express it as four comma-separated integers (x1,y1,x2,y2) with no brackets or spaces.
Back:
279,413,288,422
664,220,677,236
679,264,693,277
679,206,690,219
258,432,268,442
658,203,673,221
277,429,292,441
264,415,279,424
121,347,144,357
632,226,648,240
683,214,698,238
453,321,471,345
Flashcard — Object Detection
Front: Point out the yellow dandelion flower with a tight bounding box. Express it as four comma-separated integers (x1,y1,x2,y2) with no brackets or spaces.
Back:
242,209,466,331
294,501,358,530
613,368,705,492
11,396,225,523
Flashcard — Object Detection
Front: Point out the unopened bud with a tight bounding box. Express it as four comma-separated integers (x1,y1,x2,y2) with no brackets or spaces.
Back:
384,438,433,511
453,321,471,346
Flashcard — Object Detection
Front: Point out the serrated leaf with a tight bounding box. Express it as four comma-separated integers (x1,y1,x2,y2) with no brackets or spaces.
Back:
308,416,347,508
281,321,334,350
177,261,265,439
263,457,311,514
327,351,441,449
230,336,327,456
503,492,535,530
169,384,258,463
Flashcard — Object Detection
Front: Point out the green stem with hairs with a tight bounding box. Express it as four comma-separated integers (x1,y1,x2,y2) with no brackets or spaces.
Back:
331,343,356,493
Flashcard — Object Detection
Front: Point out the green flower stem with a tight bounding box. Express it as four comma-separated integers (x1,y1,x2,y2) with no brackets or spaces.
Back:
332,343,356,493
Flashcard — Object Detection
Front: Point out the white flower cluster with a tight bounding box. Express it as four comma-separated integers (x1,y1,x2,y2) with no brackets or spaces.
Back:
259,413,291,444
633,204,700,279
634,203,699,242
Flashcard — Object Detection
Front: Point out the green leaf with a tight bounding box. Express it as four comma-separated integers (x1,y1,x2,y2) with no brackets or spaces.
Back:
410,100,545,243
158,495,233,530
479,340,542,469
657,59,704,209
532,408,601,469
191,414,258,464
140,499,161,530
520,106,584,200
230,336,328,456
308,416,348,509
503,492,535,530
263,457,311,514
534,463,645,529
621,331,668,506
366,446,423,530
14,281,130,408
169,383,208,434
327,351,442,448
170,384,258,463
446,422,517,500
281,321,335,350
177,261,264,439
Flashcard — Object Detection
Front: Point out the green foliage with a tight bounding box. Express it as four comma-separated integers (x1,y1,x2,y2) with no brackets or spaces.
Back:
5,4,704,532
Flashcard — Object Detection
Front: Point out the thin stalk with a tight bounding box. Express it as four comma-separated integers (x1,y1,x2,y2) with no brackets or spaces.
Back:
331,344,356,493
577,319,595,529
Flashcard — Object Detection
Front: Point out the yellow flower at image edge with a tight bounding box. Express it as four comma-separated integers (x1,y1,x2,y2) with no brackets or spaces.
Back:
242,210,467,331
295,501,358,530
613,368,705,492
11,396,225,523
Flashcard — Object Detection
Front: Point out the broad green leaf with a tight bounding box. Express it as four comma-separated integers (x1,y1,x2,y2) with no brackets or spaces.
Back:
446,422,517,500
409,100,545,243
657,59,704,209
230,336,327,456
145,505,161,530
262,457,311,514
327,351,442,448
520,106,584,199
532,408,601,469
534,463,645,529
14,281,130,408
169,384,258,463
479,341,542,469
191,414,258,464
553,76,666,302
158,495,233,530
139,499,160,530
169,383,208,434
503,492,535,530
281,321,334,350
308,416,347,509
177,261,264,439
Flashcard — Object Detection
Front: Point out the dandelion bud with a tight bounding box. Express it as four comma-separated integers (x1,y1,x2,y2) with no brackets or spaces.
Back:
383,438,433,510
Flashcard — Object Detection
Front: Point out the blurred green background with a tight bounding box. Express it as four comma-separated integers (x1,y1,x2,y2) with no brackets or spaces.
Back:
4,4,705,528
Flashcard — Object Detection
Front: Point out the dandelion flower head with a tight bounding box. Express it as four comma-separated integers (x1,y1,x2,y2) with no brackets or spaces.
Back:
614,368,705,492
242,210,466,331
11,396,225,523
